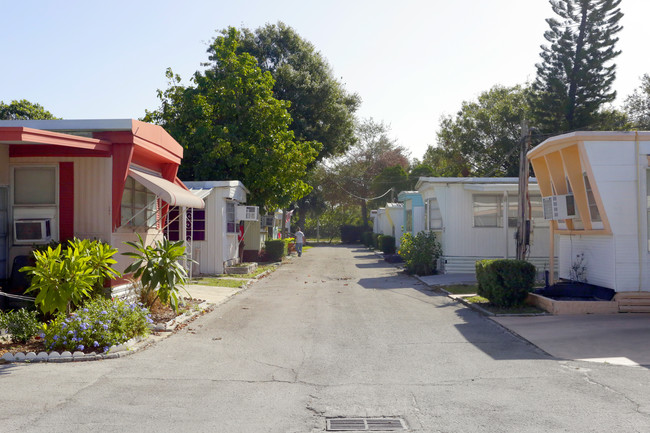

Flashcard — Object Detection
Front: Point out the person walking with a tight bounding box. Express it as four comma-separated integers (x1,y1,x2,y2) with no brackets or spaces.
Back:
294,227,305,257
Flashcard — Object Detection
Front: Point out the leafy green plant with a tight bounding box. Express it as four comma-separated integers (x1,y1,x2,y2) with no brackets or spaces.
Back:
43,297,151,353
264,239,288,262
68,238,121,295
398,231,442,275
0,309,42,343
21,244,98,315
123,235,191,312
476,259,536,308
379,235,396,254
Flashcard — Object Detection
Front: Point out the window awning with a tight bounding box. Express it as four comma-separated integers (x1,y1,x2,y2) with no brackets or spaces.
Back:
128,168,205,209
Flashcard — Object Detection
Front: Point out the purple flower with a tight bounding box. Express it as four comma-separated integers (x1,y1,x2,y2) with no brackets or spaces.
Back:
93,341,99,347
77,345,84,351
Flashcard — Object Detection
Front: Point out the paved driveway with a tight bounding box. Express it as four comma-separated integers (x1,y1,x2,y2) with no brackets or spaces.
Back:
1,245,649,432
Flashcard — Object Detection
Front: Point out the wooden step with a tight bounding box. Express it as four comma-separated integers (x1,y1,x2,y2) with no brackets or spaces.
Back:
619,305,650,313
618,298,650,306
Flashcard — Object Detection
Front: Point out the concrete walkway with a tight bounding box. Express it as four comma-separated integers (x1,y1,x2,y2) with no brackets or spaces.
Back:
492,314,650,367
183,283,243,305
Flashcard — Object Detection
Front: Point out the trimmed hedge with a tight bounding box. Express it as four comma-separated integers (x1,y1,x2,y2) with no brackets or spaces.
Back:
372,233,380,249
379,235,396,254
361,231,374,248
264,239,288,262
340,225,364,243
475,259,536,308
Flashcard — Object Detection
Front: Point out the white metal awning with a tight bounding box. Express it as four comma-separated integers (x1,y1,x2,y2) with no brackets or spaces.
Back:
128,168,205,209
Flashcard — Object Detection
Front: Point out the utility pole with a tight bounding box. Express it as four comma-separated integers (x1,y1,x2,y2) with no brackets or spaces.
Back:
516,121,532,261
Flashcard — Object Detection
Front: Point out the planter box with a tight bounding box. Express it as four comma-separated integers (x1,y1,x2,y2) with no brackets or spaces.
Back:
527,293,619,315
225,263,257,275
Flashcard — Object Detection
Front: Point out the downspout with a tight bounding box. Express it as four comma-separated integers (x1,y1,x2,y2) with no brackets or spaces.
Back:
636,131,643,291
503,191,509,258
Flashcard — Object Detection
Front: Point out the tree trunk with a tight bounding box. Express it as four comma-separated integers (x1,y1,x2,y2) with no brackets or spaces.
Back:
361,199,368,230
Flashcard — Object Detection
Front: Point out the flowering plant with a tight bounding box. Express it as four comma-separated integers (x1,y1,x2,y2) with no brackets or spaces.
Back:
398,231,442,275
43,297,151,353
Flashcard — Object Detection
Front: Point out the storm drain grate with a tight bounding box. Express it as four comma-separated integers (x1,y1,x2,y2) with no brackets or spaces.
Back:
326,417,407,431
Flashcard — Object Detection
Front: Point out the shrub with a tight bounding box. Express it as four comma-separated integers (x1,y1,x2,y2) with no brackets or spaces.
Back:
340,225,364,243
361,231,374,247
398,231,442,275
475,259,536,308
20,239,121,315
379,235,396,254
0,309,41,343
265,239,287,262
372,233,380,249
21,244,98,315
123,234,191,312
43,297,151,353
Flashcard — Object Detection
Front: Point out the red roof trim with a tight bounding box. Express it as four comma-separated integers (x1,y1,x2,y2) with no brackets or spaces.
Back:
0,127,112,153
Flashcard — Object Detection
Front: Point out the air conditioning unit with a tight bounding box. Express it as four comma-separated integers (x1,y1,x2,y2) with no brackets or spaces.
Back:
14,219,52,244
261,215,275,227
236,205,259,221
542,194,576,220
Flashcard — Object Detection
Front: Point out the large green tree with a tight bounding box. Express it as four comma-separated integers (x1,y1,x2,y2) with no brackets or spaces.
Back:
323,119,409,228
426,85,531,177
236,22,360,161
0,100,57,120
624,74,650,130
531,0,623,133
144,28,318,210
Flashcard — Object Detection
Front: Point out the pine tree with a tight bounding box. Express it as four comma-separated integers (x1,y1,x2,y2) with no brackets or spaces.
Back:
531,0,623,133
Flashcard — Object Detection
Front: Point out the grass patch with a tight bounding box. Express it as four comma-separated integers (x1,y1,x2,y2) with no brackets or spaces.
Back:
442,284,478,295
193,277,249,288
463,295,546,315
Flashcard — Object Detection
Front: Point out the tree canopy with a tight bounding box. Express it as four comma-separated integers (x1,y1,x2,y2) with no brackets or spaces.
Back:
624,74,650,130
425,85,530,177
236,22,361,162
531,0,623,133
0,100,57,120
144,27,319,210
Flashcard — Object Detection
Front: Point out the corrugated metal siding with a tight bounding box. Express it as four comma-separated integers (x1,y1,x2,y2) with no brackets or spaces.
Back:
443,255,555,275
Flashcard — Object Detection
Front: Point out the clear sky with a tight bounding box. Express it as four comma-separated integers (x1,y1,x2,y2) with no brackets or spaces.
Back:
2,0,649,160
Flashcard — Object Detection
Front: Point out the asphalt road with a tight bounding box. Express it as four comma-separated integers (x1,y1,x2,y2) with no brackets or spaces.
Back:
2,245,650,432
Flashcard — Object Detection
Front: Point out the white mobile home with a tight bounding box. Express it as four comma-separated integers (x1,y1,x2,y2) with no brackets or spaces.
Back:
528,131,650,294
373,203,404,246
169,181,250,275
397,191,425,237
415,177,552,273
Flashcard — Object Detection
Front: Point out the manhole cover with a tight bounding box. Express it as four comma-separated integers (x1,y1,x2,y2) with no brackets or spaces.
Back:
326,417,407,431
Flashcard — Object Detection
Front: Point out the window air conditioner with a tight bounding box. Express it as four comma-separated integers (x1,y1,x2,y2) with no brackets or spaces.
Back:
14,219,52,244
261,215,275,227
236,205,259,221
542,194,576,220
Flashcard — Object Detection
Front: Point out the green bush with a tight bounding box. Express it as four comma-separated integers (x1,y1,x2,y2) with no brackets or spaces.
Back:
265,239,287,262
20,238,121,315
372,233,380,249
379,235,396,254
340,225,364,243
361,231,374,247
475,259,536,308
0,309,41,343
123,234,191,312
398,231,442,275
43,297,151,353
